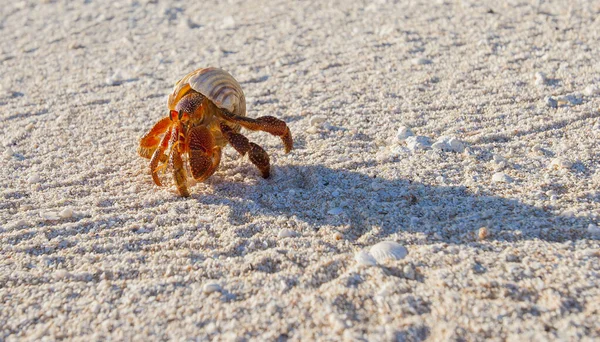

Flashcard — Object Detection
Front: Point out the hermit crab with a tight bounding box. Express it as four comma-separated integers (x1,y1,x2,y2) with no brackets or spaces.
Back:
138,67,293,197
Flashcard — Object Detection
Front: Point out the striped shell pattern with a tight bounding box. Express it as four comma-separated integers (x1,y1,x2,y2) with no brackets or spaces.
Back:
168,67,246,117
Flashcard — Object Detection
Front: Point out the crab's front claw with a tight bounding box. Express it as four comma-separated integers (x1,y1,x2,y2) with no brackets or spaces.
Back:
188,126,221,182
139,116,172,159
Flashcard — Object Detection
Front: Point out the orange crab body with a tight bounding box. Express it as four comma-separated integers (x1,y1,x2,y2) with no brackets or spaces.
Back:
138,67,293,197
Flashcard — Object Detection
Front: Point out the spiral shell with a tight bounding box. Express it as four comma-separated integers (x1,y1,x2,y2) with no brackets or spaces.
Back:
168,67,246,117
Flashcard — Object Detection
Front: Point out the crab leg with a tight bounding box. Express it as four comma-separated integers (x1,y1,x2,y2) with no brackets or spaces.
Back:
168,125,190,197
138,116,172,159
220,123,270,178
248,143,270,178
149,127,172,186
218,109,293,153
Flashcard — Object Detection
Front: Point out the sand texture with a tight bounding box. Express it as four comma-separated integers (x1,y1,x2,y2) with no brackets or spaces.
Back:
1,0,600,340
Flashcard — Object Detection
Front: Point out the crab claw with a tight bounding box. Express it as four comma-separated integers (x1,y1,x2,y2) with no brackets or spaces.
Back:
188,125,221,182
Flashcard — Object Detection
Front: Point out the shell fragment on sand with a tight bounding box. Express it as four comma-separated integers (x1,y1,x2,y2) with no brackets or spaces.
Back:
309,115,327,127
369,241,409,263
355,241,409,266
277,229,296,238
202,283,222,294
491,172,512,183
59,208,74,218
328,207,343,215
27,174,41,184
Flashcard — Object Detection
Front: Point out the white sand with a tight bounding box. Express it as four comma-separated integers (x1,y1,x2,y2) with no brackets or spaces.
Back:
1,0,600,340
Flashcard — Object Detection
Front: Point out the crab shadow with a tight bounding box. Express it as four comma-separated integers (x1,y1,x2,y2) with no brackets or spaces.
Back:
194,164,593,243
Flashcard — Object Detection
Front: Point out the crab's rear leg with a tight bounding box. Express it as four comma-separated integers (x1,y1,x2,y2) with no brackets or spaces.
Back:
218,109,293,153
138,116,172,159
220,123,270,178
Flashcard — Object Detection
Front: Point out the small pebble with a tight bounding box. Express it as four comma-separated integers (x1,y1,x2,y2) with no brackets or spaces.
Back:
491,172,512,183
587,224,600,236
306,126,319,134
328,207,343,215
54,269,69,280
549,158,572,169
494,161,507,171
333,232,343,240
405,136,431,152
69,42,84,49
432,141,450,151
196,216,214,223
396,126,414,141
544,96,558,108
370,181,384,191
105,70,124,86
448,138,465,153
277,229,296,238
221,16,235,29
505,253,519,262
412,57,432,65
534,72,547,86
4,147,14,158
185,18,200,29
369,241,408,263
354,250,377,266
91,302,101,314
493,154,506,163
59,208,74,219
375,150,390,162
431,136,465,153
27,174,41,184
309,115,327,127
583,85,599,96
376,283,393,298
403,264,416,280
202,283,222,294
478,227,489,240
175,250,190,257
530,144,542,153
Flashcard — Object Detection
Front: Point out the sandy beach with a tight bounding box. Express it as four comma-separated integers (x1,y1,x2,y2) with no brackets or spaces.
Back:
1,0,599,340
